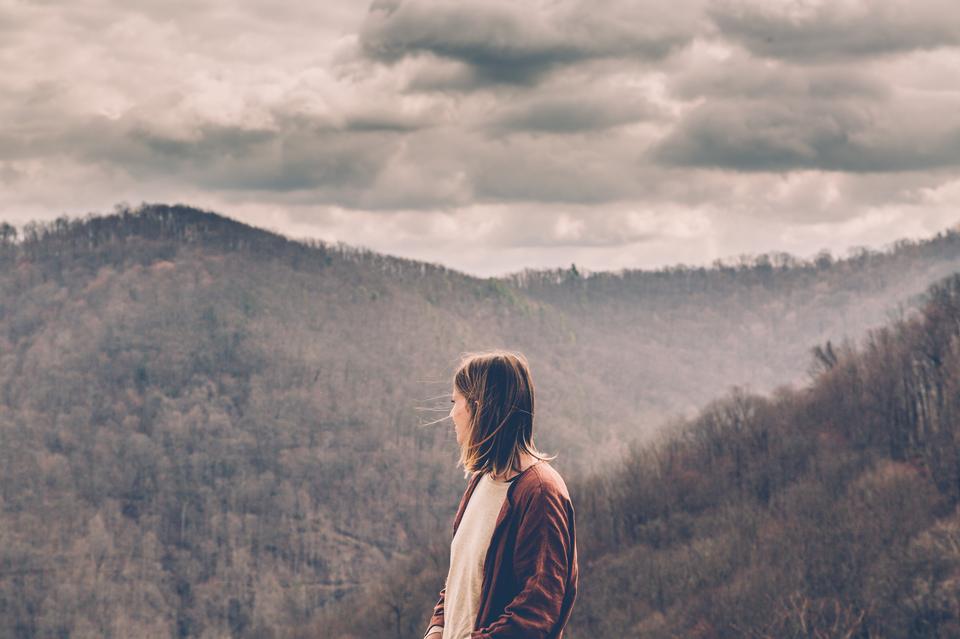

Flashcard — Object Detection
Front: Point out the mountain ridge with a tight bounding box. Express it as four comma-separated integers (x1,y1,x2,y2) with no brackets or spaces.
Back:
5,202,958,290
2,202,960,636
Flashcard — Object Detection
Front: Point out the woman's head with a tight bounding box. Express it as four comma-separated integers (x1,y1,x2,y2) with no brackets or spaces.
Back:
449,349,556,478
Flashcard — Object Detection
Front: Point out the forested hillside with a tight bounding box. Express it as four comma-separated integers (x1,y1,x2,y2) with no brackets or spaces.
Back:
1,203,958,637
317,265,960,639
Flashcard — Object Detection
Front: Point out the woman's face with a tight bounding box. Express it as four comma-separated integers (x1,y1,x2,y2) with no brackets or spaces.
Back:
450,388,472,446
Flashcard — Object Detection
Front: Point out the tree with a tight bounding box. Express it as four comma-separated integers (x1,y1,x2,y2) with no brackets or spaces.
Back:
0,222,16,244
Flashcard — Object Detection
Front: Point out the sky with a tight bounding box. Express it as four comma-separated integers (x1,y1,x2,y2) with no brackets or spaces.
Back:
3,0,960,277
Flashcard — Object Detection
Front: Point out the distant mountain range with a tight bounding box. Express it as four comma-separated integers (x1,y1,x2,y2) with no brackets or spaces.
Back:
1,203,958,637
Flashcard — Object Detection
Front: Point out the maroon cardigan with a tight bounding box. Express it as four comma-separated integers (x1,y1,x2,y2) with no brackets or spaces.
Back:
425,461,579,638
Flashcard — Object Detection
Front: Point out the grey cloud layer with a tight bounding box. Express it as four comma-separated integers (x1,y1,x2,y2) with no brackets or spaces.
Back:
359,0,701,87
657,100,960,172
488,90,663,133
657,51,960,172
2,105,398,196
3,0,960,267
710,0,960,62
669,54,890,101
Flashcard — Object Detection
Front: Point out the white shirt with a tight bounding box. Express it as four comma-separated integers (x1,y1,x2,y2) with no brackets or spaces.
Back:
441,472,515,639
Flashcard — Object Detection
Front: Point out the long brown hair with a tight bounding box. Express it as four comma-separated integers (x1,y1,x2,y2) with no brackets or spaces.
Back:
452,349,556,479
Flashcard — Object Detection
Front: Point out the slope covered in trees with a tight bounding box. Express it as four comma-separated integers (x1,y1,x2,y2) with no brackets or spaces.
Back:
316,269,960,639
1,203,958,636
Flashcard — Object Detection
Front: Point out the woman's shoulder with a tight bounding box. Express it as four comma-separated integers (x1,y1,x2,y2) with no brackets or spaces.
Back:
513,461,572,503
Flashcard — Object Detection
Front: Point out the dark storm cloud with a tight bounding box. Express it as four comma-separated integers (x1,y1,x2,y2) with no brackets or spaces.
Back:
359,0,699,88
361,7,582,86
655,49,960,173
51,112,401,198
654,100,960,172
710,0,960,62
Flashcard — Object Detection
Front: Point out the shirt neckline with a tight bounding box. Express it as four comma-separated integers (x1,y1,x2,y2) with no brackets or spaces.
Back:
486,460,543,485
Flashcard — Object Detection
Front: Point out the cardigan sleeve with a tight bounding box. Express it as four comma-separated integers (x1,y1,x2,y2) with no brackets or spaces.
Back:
424,585,445,635
469,485,575,639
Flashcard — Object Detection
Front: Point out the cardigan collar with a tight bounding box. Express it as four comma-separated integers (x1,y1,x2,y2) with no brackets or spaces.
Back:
453,460,544,535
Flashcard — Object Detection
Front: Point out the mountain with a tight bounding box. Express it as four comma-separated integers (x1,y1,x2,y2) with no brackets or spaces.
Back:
0,203,958,637
315,258,960,639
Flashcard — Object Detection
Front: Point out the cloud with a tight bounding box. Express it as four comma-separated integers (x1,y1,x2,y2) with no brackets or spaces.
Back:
710,0,960,62
4,0,960,279
654,49,960,173
38,111,400,199
480,209,667,248
361,1,583,85
359,0,700,88
667,50,889,101
487,91,662,134
654,94,960,173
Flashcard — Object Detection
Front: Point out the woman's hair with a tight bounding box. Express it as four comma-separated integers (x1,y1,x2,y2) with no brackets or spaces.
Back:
452,349,556,479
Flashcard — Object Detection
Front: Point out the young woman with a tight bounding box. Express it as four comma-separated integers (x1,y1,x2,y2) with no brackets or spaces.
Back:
423,350,579,639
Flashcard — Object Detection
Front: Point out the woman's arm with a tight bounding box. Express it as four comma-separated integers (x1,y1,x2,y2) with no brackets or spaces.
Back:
423,586,445,638
469,487,576,639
